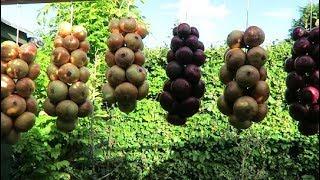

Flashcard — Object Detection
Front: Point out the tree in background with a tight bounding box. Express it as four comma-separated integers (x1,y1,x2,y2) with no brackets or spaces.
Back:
290,3,319,32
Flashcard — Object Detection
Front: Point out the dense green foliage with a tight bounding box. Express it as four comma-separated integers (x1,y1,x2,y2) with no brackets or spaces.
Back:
6,1,319,179
10,42,319,179
290,3,319,32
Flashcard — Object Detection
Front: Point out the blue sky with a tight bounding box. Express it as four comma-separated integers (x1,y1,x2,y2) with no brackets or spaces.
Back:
1,0,311,48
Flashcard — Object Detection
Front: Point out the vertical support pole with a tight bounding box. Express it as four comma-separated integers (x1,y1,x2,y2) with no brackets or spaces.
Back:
246,0,250,29
70,0,74,26
15,3,20,44
309,0,313,30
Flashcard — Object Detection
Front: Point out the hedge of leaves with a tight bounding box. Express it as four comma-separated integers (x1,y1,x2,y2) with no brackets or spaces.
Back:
7,41,319,179
5,1,318,179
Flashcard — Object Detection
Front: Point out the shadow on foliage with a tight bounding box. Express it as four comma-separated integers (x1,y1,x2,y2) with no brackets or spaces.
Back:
142,133,319,179
86,129,319,179
85,156,141,180
62,113,320,180
5,119,319,180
